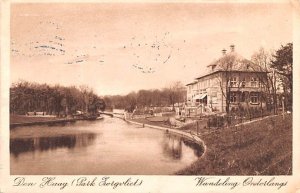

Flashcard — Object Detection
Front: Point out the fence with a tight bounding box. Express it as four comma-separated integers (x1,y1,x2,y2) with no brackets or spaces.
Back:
206,108,276,128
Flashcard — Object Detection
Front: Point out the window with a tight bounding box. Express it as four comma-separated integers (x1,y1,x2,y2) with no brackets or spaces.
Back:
241,92,246,102
230,92,237,103
250,93,259,104
230,77,237,87
241,78,246,88
250,77,258,87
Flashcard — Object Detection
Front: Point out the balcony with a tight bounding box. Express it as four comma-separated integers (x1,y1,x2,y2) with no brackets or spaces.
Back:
229,86,264,92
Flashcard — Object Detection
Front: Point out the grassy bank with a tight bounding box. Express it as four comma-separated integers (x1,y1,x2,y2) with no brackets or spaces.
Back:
176,114,292,175
10,115,61,124
10,115,78,129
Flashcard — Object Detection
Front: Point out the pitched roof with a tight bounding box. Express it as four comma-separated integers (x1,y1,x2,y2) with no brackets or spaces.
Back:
194,51,268,80
211,52,261,72
185,81,197,86
185,49,269,86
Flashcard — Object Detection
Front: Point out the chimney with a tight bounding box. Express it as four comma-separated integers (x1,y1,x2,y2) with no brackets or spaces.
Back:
222,49,227,55
211,64,216,71
230,44,235,52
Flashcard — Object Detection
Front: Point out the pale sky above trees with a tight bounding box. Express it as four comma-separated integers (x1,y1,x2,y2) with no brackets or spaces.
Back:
11,3,293,95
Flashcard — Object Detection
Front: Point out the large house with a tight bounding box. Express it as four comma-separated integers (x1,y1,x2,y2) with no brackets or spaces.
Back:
185,45,268,114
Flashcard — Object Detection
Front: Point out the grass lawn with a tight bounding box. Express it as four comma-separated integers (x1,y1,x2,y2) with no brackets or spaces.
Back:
176,114,292,175
10,115,61,124
132,116,171,127
146,116,169,122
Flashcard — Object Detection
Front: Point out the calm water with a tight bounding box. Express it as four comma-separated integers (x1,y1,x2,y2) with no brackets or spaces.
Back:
10,117,203,175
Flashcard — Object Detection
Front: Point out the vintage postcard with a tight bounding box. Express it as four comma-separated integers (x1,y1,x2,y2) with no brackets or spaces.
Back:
0,0,299,193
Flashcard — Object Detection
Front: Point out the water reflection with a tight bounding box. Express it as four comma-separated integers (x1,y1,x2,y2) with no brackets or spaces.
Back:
162,133,203,160
162,134,183,160
10,133,96,157
183,139,204,157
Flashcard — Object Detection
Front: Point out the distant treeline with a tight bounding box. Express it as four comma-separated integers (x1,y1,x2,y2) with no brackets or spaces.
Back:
103,81,186,112
10,81,105,116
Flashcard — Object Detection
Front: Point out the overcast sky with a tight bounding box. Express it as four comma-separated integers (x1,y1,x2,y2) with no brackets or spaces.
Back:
11,3,293,96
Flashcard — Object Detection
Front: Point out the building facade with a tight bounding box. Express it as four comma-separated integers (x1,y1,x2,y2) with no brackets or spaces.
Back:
186,45,268,113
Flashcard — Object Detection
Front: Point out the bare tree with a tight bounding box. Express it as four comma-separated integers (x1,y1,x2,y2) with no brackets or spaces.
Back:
165,81,186,111
216,54,236,113
251,47,277,114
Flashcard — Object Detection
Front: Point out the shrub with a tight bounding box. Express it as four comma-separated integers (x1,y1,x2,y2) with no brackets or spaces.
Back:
207,115,225,128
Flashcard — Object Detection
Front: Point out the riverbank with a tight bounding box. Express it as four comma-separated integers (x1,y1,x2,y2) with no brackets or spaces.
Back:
10,115,77,128
127,114,292,175
176,114,292,175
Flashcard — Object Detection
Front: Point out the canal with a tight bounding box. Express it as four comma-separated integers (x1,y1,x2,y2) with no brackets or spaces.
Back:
10,116,203,175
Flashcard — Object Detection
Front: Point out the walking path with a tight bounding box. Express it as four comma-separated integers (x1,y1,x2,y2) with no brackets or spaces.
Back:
234,114,279,127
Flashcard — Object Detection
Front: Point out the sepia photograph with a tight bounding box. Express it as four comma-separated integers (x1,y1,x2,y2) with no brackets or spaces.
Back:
8,2,293,176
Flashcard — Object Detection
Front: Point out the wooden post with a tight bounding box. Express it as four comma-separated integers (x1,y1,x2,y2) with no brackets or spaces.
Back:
196,121,199,135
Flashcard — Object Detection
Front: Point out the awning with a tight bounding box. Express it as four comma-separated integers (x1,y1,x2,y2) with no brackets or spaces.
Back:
200,93,207,99
193,94,202,100
193,93,207,100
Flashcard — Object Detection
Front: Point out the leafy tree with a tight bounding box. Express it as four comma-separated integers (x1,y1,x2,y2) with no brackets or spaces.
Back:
10,81,106,116
271,43,293,110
